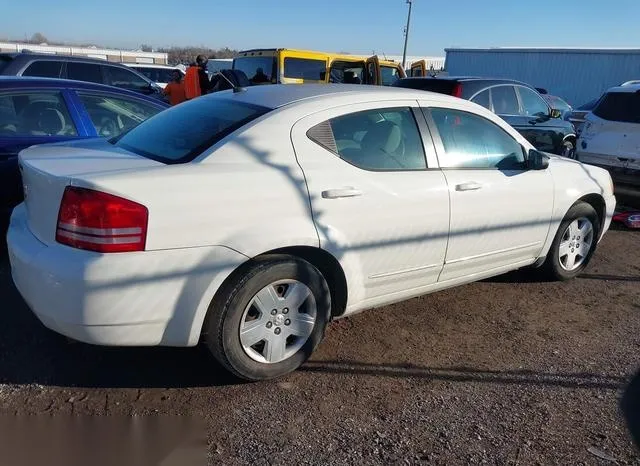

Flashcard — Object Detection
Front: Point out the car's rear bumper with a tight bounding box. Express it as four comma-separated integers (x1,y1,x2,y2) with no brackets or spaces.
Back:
7,204,247,347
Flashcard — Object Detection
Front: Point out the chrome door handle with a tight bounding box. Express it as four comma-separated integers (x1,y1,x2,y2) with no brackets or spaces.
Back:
321,188,363,199
455,182,482,192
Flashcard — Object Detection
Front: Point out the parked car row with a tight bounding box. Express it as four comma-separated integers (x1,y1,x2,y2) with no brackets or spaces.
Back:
0,77,168,232
0,52,166,101
392,76,577,158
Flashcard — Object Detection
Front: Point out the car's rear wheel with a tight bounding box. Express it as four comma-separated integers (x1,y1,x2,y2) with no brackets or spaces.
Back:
543,202,599,281
204,255,330,381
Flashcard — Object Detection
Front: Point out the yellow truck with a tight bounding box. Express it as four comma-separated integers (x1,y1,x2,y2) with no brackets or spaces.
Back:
232,48,406,87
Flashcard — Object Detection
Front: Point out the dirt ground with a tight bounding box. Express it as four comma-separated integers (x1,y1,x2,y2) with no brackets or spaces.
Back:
0,225,639,465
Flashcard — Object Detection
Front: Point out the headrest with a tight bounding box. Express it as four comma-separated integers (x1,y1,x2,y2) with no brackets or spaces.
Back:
361,120,401,154
38,107,65,135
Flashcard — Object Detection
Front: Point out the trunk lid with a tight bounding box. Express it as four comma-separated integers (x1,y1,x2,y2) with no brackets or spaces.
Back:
19,139,162,245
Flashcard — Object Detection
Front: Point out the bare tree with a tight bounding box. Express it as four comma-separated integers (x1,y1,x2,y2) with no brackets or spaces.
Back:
158,46,239,65
140,44,153,52
29,32,48,44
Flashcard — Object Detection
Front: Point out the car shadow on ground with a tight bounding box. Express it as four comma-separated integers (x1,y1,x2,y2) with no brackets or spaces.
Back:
301,360,627,390
481,268,550,284
621,369,640,450
0,317,240,389
0,262,240,388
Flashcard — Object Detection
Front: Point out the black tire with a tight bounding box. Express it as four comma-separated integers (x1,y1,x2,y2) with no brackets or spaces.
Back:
561,139,576,159
203,255,330,381
543,202,600,281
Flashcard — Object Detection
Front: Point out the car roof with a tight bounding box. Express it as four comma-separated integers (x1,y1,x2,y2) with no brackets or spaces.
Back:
0,76,169,105
398,76,530,86
606,83,640,93
1,52,126,65
209,83,466,110
126,63,180,69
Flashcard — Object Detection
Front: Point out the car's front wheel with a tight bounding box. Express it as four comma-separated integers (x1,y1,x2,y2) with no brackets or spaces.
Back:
543,202,600,281
203,255,330,381
561,140,576,159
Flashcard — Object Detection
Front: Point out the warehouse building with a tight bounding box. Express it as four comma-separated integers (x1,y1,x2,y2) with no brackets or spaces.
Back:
445,47,640,107
0,41,168,64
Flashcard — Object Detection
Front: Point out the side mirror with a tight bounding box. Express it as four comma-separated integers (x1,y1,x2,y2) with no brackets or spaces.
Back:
528,149,550,170
550,108,562,119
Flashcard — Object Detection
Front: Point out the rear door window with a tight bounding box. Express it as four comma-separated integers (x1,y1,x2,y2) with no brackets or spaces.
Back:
490,85,520,115
77,93,163,138
67,62,104,84
22,60,64,78
0,91,77,137
593,92,640,123
113,99,269,163
283,58,326,80
307,107,427,170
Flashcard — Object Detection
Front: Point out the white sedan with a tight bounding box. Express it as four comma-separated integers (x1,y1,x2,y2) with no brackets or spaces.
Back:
7,84,616,381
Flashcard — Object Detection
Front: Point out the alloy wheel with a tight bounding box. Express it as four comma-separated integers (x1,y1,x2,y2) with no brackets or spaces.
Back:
239,279,317,364
558,217,594,271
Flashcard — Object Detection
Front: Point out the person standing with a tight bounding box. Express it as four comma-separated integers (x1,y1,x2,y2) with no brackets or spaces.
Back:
163,70,187,106
184,55,213,100
196,55,213,96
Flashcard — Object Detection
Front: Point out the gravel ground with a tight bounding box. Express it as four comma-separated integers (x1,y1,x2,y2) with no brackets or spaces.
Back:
0,225,639,465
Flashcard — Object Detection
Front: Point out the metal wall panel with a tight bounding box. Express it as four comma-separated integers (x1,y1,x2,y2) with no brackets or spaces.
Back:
445,48,640,107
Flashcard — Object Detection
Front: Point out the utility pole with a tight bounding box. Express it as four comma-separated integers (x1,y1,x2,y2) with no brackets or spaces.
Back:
401,0,413,69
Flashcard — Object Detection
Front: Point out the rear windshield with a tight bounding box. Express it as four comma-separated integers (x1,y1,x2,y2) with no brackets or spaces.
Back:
113,98,270,163
393,78,458,95
593,91,640,123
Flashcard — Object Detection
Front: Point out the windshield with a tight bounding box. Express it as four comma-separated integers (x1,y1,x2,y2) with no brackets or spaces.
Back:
233,56,276,85
393,78,458,94
547,96,571,111
113,97,270,163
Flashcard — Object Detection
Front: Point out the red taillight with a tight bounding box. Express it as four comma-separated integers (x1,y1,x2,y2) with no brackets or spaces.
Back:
452,83,463,98
56,186,148,253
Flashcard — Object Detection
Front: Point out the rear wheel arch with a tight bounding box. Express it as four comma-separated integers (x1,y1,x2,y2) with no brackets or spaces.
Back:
262,246,348,319
200,246,348,344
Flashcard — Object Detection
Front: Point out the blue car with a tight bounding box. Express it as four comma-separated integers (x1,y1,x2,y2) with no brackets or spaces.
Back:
1,76,168,231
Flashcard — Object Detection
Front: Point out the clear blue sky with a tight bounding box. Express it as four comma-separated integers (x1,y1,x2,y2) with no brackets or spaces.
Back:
3,0,640,56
